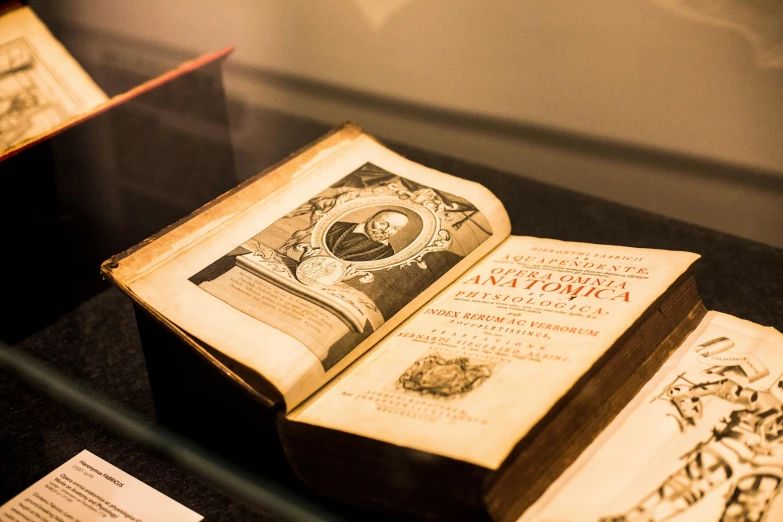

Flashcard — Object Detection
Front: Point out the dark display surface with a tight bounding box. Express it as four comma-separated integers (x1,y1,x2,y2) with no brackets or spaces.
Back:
1,288,401,521
2,109,782,520
0,375,273,521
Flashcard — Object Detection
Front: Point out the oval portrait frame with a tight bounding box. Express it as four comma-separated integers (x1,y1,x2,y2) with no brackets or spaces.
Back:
311,194,440,271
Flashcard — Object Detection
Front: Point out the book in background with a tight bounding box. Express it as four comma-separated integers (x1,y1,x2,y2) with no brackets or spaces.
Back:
0,4,106,154
0,3,236,343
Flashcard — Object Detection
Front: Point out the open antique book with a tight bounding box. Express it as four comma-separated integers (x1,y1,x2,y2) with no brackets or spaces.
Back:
102,124,707,521
522,312,783,522
0,4,107,154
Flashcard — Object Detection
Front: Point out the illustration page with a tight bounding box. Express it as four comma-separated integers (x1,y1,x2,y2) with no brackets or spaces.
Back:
127,132,510,409
290,237,698,468
0,6,107,153
521,311,783,522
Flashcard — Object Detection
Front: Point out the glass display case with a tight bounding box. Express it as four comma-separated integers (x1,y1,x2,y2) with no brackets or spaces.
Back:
2,2,782,521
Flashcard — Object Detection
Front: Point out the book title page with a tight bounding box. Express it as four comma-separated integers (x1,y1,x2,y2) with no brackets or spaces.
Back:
290,237,699,468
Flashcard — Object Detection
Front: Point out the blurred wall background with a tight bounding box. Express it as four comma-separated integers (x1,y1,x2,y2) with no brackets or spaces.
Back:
32,0,783,247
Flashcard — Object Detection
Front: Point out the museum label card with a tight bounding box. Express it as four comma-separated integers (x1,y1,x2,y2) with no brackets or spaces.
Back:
0,450,202,522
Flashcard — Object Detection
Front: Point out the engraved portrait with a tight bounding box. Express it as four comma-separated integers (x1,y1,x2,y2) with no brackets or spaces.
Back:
324,206,422,263
190,163,493,370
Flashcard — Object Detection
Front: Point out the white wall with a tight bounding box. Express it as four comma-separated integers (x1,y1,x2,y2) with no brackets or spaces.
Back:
35,0,783,246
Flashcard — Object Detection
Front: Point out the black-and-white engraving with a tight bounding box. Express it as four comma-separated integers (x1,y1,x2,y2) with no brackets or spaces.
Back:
600,336,783,522
325,208,414,262
398,354,492,397
0,38,78,151
190,163,493,370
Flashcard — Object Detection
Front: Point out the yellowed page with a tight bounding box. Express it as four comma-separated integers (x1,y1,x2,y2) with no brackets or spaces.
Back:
0,6,107,153
290,237,699,468
127,131,509,409
520,311,783,522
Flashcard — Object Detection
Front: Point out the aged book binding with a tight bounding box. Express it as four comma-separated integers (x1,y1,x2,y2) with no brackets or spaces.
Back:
102,124,706,521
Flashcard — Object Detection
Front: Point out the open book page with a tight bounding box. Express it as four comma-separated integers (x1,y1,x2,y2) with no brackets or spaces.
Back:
0,6,107,153
289,237,699,468
124,129,510,409
521,312,783,522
